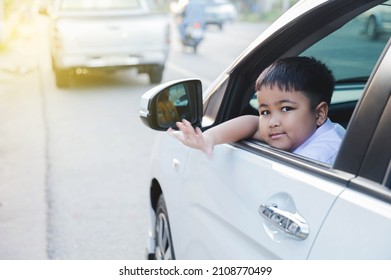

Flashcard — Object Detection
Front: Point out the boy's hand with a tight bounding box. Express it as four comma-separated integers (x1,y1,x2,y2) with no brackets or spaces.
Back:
167,119,214,157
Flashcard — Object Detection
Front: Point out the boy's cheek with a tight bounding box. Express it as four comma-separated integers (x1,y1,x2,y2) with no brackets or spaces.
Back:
259,127,269,141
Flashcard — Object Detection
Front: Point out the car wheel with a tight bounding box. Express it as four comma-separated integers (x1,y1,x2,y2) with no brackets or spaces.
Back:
148,65,164,84
366,16,379,40
154,195,175,260
54,68,70,88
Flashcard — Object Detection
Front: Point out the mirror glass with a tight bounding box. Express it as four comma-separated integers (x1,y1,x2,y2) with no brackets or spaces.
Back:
156,83,190,128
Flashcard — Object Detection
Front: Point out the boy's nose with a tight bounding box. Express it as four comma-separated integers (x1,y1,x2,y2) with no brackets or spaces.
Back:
268,114,280,127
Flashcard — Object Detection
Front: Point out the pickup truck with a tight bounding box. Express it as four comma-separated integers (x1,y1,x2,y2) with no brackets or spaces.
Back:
44,0,170,88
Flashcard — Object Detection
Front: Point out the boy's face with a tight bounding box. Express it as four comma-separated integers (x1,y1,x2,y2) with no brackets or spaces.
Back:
257,87,320,152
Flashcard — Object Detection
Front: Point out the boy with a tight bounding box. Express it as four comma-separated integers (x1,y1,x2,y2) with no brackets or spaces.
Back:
168,56,346,164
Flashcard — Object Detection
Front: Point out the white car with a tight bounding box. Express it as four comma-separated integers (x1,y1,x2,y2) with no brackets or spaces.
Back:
140,0,391,260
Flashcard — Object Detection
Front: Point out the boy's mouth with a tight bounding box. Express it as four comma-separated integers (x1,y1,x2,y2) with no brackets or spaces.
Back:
269,132,285,140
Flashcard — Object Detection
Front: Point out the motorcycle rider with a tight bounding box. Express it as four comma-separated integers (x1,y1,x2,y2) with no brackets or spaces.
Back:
177,0,206,44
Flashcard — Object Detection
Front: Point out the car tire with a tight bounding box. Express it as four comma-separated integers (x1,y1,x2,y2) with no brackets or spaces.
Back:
154,194,175,260
148,65,164,84
366,16,379,40
54,68,70,88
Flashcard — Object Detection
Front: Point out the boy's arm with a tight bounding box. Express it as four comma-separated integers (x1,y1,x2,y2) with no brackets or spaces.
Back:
168,115,261,157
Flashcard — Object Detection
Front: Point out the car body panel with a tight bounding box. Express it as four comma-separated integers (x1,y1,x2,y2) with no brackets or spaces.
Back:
175,145,348,259
309,182,391,259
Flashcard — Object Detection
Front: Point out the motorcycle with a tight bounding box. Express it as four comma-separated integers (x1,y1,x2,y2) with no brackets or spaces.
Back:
181,21,205,53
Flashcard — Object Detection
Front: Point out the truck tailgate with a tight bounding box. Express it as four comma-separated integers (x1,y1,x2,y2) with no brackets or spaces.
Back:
54,14,169,51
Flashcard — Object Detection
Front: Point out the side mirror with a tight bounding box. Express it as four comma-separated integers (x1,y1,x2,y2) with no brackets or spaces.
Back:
139,79,203,131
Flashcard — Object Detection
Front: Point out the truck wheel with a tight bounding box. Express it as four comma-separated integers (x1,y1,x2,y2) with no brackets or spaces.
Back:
148,66,163,84
54,69,70,88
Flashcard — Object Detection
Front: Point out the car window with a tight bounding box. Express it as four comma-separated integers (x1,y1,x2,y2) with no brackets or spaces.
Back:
248,1,390,125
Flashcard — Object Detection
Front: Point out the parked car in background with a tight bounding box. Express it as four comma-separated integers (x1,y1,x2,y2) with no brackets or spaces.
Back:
363,0,391,40
140,0,391,260
204,0,237,29
171,0,237,30
42,0,170,88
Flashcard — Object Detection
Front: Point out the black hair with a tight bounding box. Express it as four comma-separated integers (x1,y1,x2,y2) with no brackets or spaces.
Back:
255,56,335,110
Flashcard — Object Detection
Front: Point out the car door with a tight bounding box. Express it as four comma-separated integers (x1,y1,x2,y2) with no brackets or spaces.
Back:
176,143,351,259
172,0,390,259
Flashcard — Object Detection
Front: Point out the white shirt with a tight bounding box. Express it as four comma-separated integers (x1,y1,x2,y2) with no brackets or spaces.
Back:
293,118,346,165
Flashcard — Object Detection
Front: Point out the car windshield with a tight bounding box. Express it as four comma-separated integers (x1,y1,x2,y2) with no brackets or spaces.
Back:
60,0,142,10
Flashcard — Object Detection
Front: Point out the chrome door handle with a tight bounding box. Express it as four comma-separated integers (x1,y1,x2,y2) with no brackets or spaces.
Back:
258,203,309,240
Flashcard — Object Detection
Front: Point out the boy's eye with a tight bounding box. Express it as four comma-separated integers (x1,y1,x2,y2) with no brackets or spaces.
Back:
282,106,293,112
260,110,270,116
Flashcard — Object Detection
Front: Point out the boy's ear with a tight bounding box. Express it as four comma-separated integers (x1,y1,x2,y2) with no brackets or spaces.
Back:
315,101,328,126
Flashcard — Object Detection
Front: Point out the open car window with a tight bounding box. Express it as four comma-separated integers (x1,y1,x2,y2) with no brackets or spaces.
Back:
248,1,390,130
